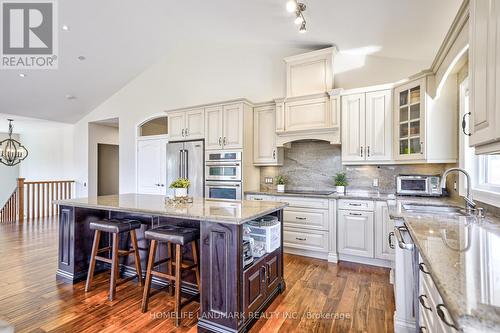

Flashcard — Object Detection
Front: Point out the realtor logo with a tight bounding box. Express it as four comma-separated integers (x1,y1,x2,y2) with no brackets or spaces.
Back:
1,0,58,69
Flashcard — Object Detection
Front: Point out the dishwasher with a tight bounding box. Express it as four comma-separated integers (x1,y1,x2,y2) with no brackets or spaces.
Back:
393,220,419,333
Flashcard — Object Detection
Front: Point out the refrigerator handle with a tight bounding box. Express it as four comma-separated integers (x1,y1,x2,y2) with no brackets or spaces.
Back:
184,149,189,180
179,150,184,178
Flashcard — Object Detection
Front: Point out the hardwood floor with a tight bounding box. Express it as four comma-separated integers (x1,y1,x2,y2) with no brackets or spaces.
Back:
0,218,394,333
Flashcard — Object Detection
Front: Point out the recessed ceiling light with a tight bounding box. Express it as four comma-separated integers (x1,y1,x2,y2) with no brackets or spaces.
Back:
65,94,76,100
77,55,86,61
19,73,26,78
62,25,70,31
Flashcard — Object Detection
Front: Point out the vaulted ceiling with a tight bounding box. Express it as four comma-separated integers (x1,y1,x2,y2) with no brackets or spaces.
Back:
0,0,463,123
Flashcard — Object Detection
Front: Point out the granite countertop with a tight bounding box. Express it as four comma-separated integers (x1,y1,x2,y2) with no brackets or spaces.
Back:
387,197,500,332
55,193,288,225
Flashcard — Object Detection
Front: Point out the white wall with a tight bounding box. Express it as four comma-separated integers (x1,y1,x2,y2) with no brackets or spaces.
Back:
73,42,427,197
0,133,20,206
88,123,119,197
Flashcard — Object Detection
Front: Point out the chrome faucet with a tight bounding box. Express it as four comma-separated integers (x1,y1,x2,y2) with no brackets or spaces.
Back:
441,168,478,214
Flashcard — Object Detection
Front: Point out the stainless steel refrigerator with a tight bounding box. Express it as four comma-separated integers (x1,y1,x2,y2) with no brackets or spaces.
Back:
166,140,204,197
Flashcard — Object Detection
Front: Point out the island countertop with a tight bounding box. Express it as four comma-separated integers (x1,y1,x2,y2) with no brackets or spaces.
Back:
55,193,288,225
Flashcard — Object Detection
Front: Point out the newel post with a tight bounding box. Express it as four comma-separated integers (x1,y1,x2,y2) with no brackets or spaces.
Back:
17,178,25,222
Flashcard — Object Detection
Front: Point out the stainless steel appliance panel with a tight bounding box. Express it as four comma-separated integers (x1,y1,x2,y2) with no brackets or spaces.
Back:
206,151,242,162
166,140,204,198
205,181,242,200
396,175,441,196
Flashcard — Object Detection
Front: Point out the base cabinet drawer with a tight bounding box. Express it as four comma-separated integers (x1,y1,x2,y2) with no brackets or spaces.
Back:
338,199,374,211
283,228,328,252
246,195,276,202
277,196,329,209
283,207,329,230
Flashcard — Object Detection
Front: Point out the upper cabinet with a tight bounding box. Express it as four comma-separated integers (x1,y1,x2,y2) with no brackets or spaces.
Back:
394,79,426,160
342,89,392,164
469,0,500,154
205,102,246,150
167,108,204,141
284,47,336,98
253,104,283,166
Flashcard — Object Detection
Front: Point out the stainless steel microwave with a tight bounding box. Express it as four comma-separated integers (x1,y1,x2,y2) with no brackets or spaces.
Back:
205,151,242,182
396,175,442,196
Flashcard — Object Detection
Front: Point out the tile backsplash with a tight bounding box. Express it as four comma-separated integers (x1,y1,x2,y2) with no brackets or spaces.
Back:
258,140,458,196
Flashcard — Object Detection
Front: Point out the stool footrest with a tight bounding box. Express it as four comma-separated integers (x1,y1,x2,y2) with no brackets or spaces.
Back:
95,256,113,264
97,246,112,253
151,270,175,281
152,257,171,267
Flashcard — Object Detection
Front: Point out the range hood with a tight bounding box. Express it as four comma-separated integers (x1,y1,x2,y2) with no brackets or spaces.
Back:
274,47,341,147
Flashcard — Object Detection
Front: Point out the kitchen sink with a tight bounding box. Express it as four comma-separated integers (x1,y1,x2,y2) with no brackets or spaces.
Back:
402,203,467,215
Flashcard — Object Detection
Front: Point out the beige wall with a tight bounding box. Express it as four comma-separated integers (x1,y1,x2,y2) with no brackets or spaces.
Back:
98,144,119,196
88,123,119,197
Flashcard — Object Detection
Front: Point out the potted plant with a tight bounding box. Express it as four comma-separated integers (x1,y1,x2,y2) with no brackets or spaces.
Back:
169,178,190,198
275,175,288,193
334,172,348,194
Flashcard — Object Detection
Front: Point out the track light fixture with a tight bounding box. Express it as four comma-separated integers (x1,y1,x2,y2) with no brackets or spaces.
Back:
286,1,307,33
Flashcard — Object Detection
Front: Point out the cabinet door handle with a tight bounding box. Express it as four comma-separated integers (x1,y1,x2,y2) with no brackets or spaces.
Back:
419,295,432,311
360,146,364,157
462,112,472,136
295,237,306,241
218,137,222,146
181,129,185,137
419,327,428,333
420,141,424,154
223,137,228,145
349,212,362,216
437,304,459,330
295,216,307,220
388,231,395,249
367,146,370,157
272,149,276,159
419,262,430,275
185,128,189,136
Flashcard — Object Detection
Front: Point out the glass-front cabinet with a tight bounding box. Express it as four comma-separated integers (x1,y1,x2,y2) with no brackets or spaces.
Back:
394,78,426,160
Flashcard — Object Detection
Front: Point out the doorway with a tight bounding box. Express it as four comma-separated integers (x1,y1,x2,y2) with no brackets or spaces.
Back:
98,144,119,196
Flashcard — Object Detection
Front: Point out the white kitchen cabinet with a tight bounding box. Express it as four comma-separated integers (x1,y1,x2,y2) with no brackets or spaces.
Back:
341,93,365,162
253,104,283,166
342,89,392,163
394,78,426,160
375,201,395,261
284,96,332,132
337,209,374,258
167,108,204,141
469,0,500,153
137,138,167,195
205,103,244,150
205,105,223,150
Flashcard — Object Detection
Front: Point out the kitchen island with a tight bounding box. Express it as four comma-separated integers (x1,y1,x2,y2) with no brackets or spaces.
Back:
55,194,287,333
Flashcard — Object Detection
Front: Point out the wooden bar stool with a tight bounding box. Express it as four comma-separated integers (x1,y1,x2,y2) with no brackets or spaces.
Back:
85,219,143,301
141,225,200,327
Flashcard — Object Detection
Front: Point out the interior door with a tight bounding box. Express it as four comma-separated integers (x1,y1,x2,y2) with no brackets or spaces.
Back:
366,90,392,161
184,140,204,197
137,138,167,194
222,103,244,149
341,93,366,162
205,106,223,150
168,111,186,141
186,108,205,139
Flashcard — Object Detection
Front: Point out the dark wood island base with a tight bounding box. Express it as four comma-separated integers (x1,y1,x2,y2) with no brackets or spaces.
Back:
56,194,287,333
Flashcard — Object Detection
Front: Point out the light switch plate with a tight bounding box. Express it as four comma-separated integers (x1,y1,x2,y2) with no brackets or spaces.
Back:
373,178,379,187
265,177,273,184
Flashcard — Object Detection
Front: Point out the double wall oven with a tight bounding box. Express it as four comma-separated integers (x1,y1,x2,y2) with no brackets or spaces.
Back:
205,151,242,200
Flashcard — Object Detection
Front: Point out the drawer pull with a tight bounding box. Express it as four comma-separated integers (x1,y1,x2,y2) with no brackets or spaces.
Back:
437,304,459,330
349,203,362,206
295,217,307,220
419,295,432,311
295,237,306,241
349,212,362,216
419,262,430,275
253,198,263,201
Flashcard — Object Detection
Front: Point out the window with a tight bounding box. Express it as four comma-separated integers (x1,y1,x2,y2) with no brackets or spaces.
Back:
478,155,500,189
139,117,168,136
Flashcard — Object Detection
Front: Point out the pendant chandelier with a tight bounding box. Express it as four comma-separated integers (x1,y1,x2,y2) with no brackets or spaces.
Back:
0,119,28,166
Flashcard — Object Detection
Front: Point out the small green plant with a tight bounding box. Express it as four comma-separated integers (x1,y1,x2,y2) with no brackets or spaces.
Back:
275,175,288,185
334,172,348,187
169,178,190,189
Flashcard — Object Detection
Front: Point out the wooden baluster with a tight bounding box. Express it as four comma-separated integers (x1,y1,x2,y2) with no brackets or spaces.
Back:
31,184,35,220
18,178,25,222
50,183,54,216
69,182,72,199
36,183,40,219
26,184,30,221
41,183,45,218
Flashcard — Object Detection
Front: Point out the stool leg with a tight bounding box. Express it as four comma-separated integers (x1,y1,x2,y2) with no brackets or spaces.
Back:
130,230,143,286
141,239,157,313
167,242,173,296
191,241,201,290
109,233,119,301
85,230,101,292
174,244,182,327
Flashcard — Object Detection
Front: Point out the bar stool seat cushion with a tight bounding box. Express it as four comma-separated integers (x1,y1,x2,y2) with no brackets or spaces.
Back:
145,225,199,245
89,219,142,233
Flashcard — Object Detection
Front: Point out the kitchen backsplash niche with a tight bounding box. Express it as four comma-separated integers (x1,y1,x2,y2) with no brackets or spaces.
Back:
258,140,458,195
